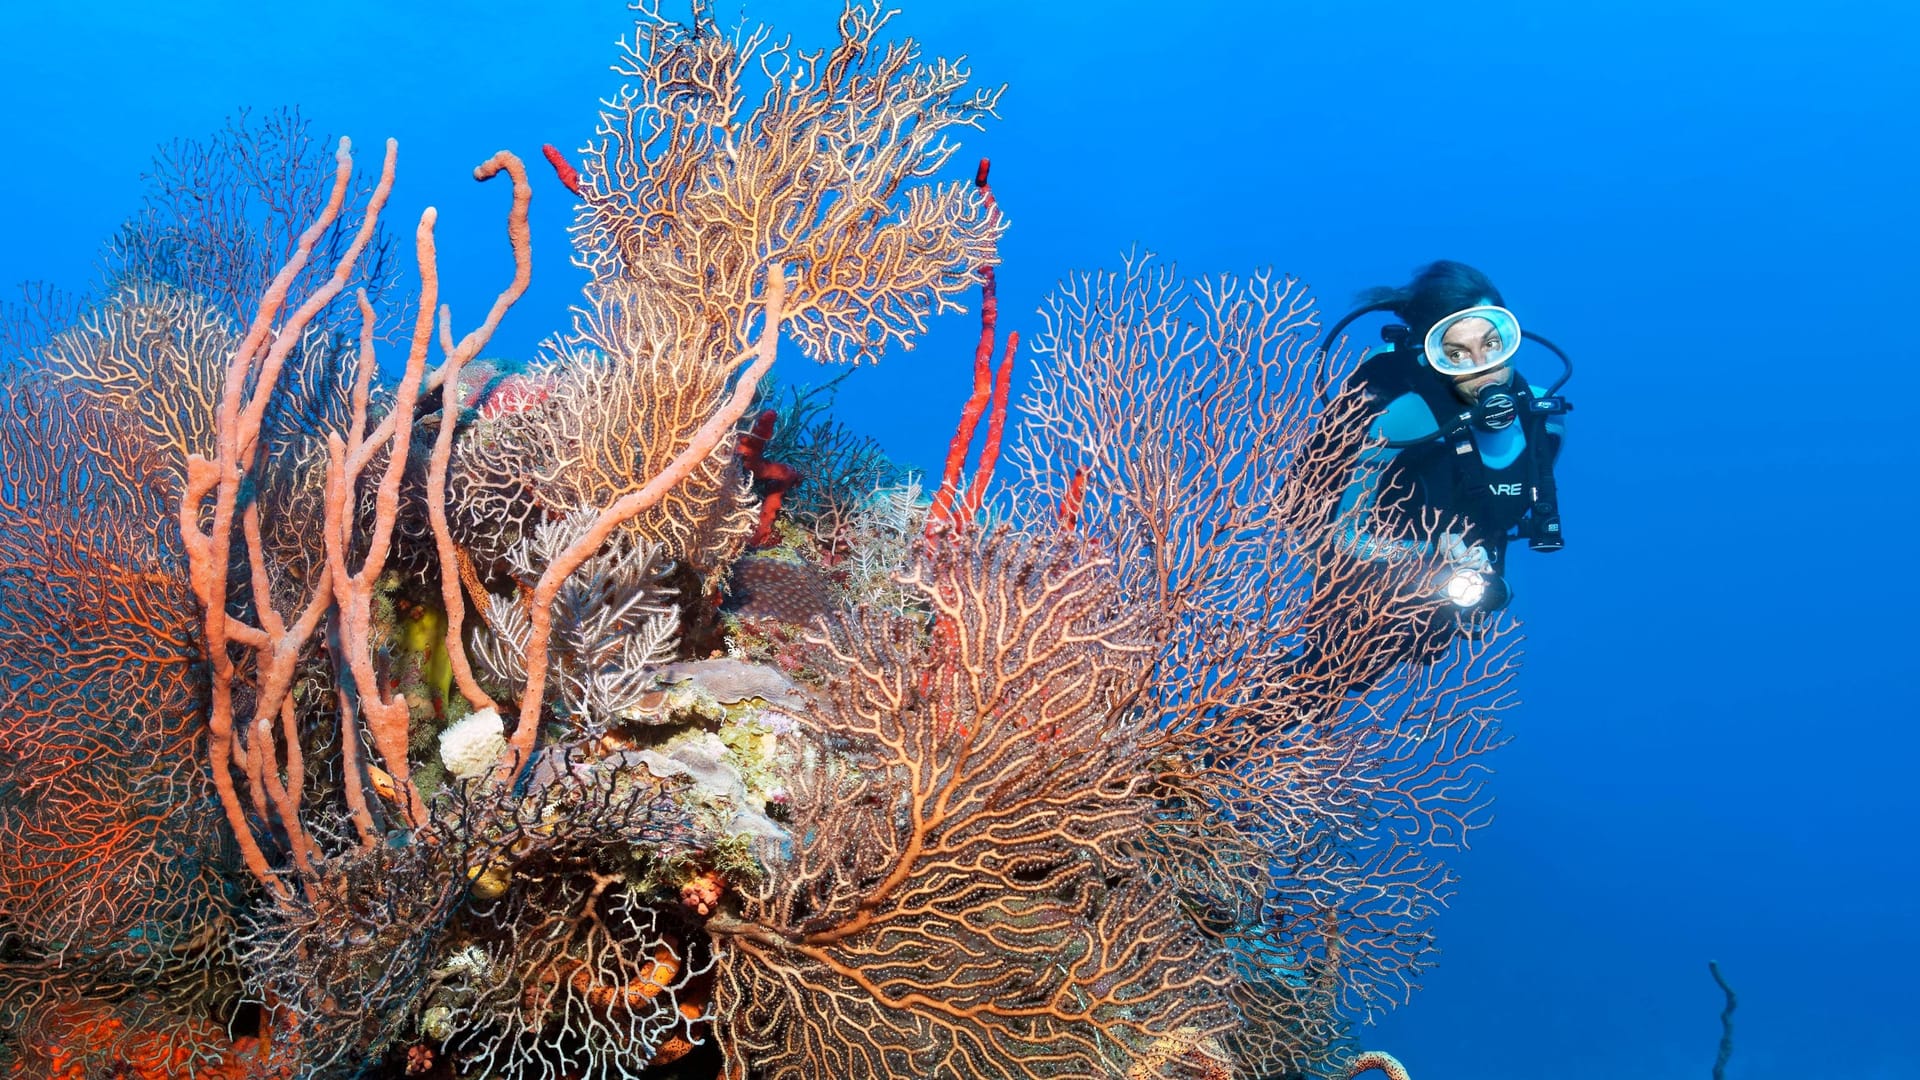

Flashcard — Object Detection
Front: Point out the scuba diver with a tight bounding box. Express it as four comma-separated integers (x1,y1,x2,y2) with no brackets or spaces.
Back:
1314,260,1573,673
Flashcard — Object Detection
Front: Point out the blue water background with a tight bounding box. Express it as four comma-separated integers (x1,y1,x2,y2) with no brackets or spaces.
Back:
2,2,1914,1077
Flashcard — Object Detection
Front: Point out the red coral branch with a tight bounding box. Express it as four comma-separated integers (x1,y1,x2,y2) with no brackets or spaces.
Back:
542,143,583,196
736,408,802,547
920,158,1016,737
959,330,1015,524
926,158,1004,539
1057,466,1087,532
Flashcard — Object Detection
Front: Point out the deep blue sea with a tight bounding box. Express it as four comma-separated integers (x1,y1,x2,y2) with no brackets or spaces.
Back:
2,1,1914,1077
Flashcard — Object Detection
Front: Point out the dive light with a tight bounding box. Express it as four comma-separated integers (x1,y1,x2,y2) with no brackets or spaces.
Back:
1442,567,1511,614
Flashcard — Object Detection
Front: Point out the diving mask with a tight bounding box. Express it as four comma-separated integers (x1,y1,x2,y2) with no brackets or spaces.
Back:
1423,305,1522,377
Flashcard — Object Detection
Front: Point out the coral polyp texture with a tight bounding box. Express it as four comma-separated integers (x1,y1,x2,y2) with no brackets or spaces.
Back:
0,3,1504,1078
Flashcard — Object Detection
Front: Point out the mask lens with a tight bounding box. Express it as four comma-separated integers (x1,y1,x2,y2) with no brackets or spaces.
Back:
1424,306,1522,376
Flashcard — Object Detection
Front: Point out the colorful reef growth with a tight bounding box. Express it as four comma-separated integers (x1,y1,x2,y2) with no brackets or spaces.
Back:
0,3,1515,1078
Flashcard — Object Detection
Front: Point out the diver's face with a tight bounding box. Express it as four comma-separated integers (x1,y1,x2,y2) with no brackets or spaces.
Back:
1440,316,1504,371
1439,315,1512,400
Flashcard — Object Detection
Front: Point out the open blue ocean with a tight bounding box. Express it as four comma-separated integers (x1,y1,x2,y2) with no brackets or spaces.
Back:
0,1,1912,1077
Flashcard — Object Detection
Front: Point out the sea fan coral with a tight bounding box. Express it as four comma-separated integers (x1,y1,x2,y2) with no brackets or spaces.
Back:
444,0,1001,592
0,5,1506,1076
710,532,1236,1078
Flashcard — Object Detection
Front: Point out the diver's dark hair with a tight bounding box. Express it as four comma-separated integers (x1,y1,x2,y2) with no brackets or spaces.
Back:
1355,260,1505,339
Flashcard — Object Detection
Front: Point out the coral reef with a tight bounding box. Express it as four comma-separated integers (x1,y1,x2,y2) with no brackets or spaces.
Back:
0,3,1516,1078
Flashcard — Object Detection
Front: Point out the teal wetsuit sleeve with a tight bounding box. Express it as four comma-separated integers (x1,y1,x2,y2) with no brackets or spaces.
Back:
1327,393,1442,564
1376,392,1441,446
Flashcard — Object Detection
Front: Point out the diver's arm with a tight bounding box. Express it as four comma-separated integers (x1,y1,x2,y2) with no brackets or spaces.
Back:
1327,392,1448,563
1330,445,1439,563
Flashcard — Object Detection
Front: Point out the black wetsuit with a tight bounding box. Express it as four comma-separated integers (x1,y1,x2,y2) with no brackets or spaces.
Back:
1371,418,1544,574
1346,347,1564,574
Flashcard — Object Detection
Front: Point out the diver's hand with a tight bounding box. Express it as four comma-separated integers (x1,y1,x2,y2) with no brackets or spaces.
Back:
1436,532,1492,573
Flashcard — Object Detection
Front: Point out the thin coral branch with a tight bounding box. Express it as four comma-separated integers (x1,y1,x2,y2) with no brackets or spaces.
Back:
426,152,533,715
1710,961,1736,1080
499,268,788,779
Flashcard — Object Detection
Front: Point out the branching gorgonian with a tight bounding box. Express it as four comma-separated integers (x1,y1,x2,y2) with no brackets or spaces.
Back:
474,508,681,737
833,479,932,617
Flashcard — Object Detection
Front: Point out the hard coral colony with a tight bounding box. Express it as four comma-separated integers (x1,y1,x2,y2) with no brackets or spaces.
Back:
0,3,1514,1079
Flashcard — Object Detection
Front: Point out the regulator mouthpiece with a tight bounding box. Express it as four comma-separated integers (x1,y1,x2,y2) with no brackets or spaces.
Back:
1474,384,1519,431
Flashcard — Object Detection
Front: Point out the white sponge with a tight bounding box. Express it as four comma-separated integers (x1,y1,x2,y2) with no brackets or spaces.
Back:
438,707,508,781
